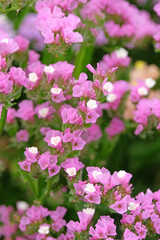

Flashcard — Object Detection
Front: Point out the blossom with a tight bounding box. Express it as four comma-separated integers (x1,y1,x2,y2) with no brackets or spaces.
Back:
16,130,29,142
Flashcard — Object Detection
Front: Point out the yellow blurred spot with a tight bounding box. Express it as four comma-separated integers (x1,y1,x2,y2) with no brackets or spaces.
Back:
135,61,146,70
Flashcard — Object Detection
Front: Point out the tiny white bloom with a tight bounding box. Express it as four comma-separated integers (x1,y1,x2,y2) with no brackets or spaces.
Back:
137,87,148,96
115,48,128,58
92,170,102,180
66,167,76,176
17,201,29,211
1,38,9,44
103,82,114,92
29,72,38,83
84,183,96,193
39,107,49,118
44,65,55,74
106,93,117,102
117,170,126,178
50,136,61,146
28,146,38,154
87,99,97,109
83,207,95,215
145,78,156,89
38,225,49,234
51,87,62,94
128,202,139,211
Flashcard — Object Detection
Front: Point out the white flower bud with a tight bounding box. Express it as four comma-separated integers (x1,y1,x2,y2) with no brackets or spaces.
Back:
117,170,126,178
128,202,139,211
106,93,117,102
44,65,55,74
115,48,128,58
50,136,61,146
138,87,148,96
92,170,102,180
38,225,49,234
83,207,95,215
66,167,76,176
39,107,49,118
145,78,156,89
51,87,62,94
84,183,96,193
28,147,38,154
29,72,38,83
87,99,97,109
103,82,114,92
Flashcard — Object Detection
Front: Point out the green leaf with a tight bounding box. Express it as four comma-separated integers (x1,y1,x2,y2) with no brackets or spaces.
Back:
0,105,8,135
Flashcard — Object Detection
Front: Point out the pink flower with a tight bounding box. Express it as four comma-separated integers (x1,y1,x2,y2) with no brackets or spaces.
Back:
16,100,35,122
35,102,55,120
123,228,139,240
105,117,125,139
16,130,29,142
61,157,84,177
44,129,63,150
38,152,57,170
9,67,26,86
24,147,39,163
82,124,102,143
50,85,66,103
0,72,13,95
110,196,128,214
50,207,67,232
18,160,31,172
89,216,117,239
14,35,29,52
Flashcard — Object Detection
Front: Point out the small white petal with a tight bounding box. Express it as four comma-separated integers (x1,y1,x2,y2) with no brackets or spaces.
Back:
44,65,55,74
128,202,139,211
51,87,62,94
92,170,102,180
115,48,128,58
29,72,38,83
106,93,117,102
84,183,96,193
103,82,114,92
38,225,49,234
138,87,148,96
83,207,95,215
39,107,49,118
145,78,156,89
50,136,61,146
87,99,97,109
66,167,76,176
28,147,38,154
17,201,29,211
117,170,126,178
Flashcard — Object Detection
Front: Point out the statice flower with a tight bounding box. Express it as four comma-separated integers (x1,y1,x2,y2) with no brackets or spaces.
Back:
0,71,13,95
89,216,117,239
100,48,131,70
16,130,29,143
18,13,45,51
0,205,17,238
61,157,84,178
82,123,102,143
16,100,35,122
105,117,125,139
67,208,95,233
36,1,83,48
35,101,55,120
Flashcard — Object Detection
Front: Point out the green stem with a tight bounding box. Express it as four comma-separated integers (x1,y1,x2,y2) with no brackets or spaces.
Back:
74,44,94,79
27,175,38,199
0,106,8,135
40,178,53,203
0,7,18,13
